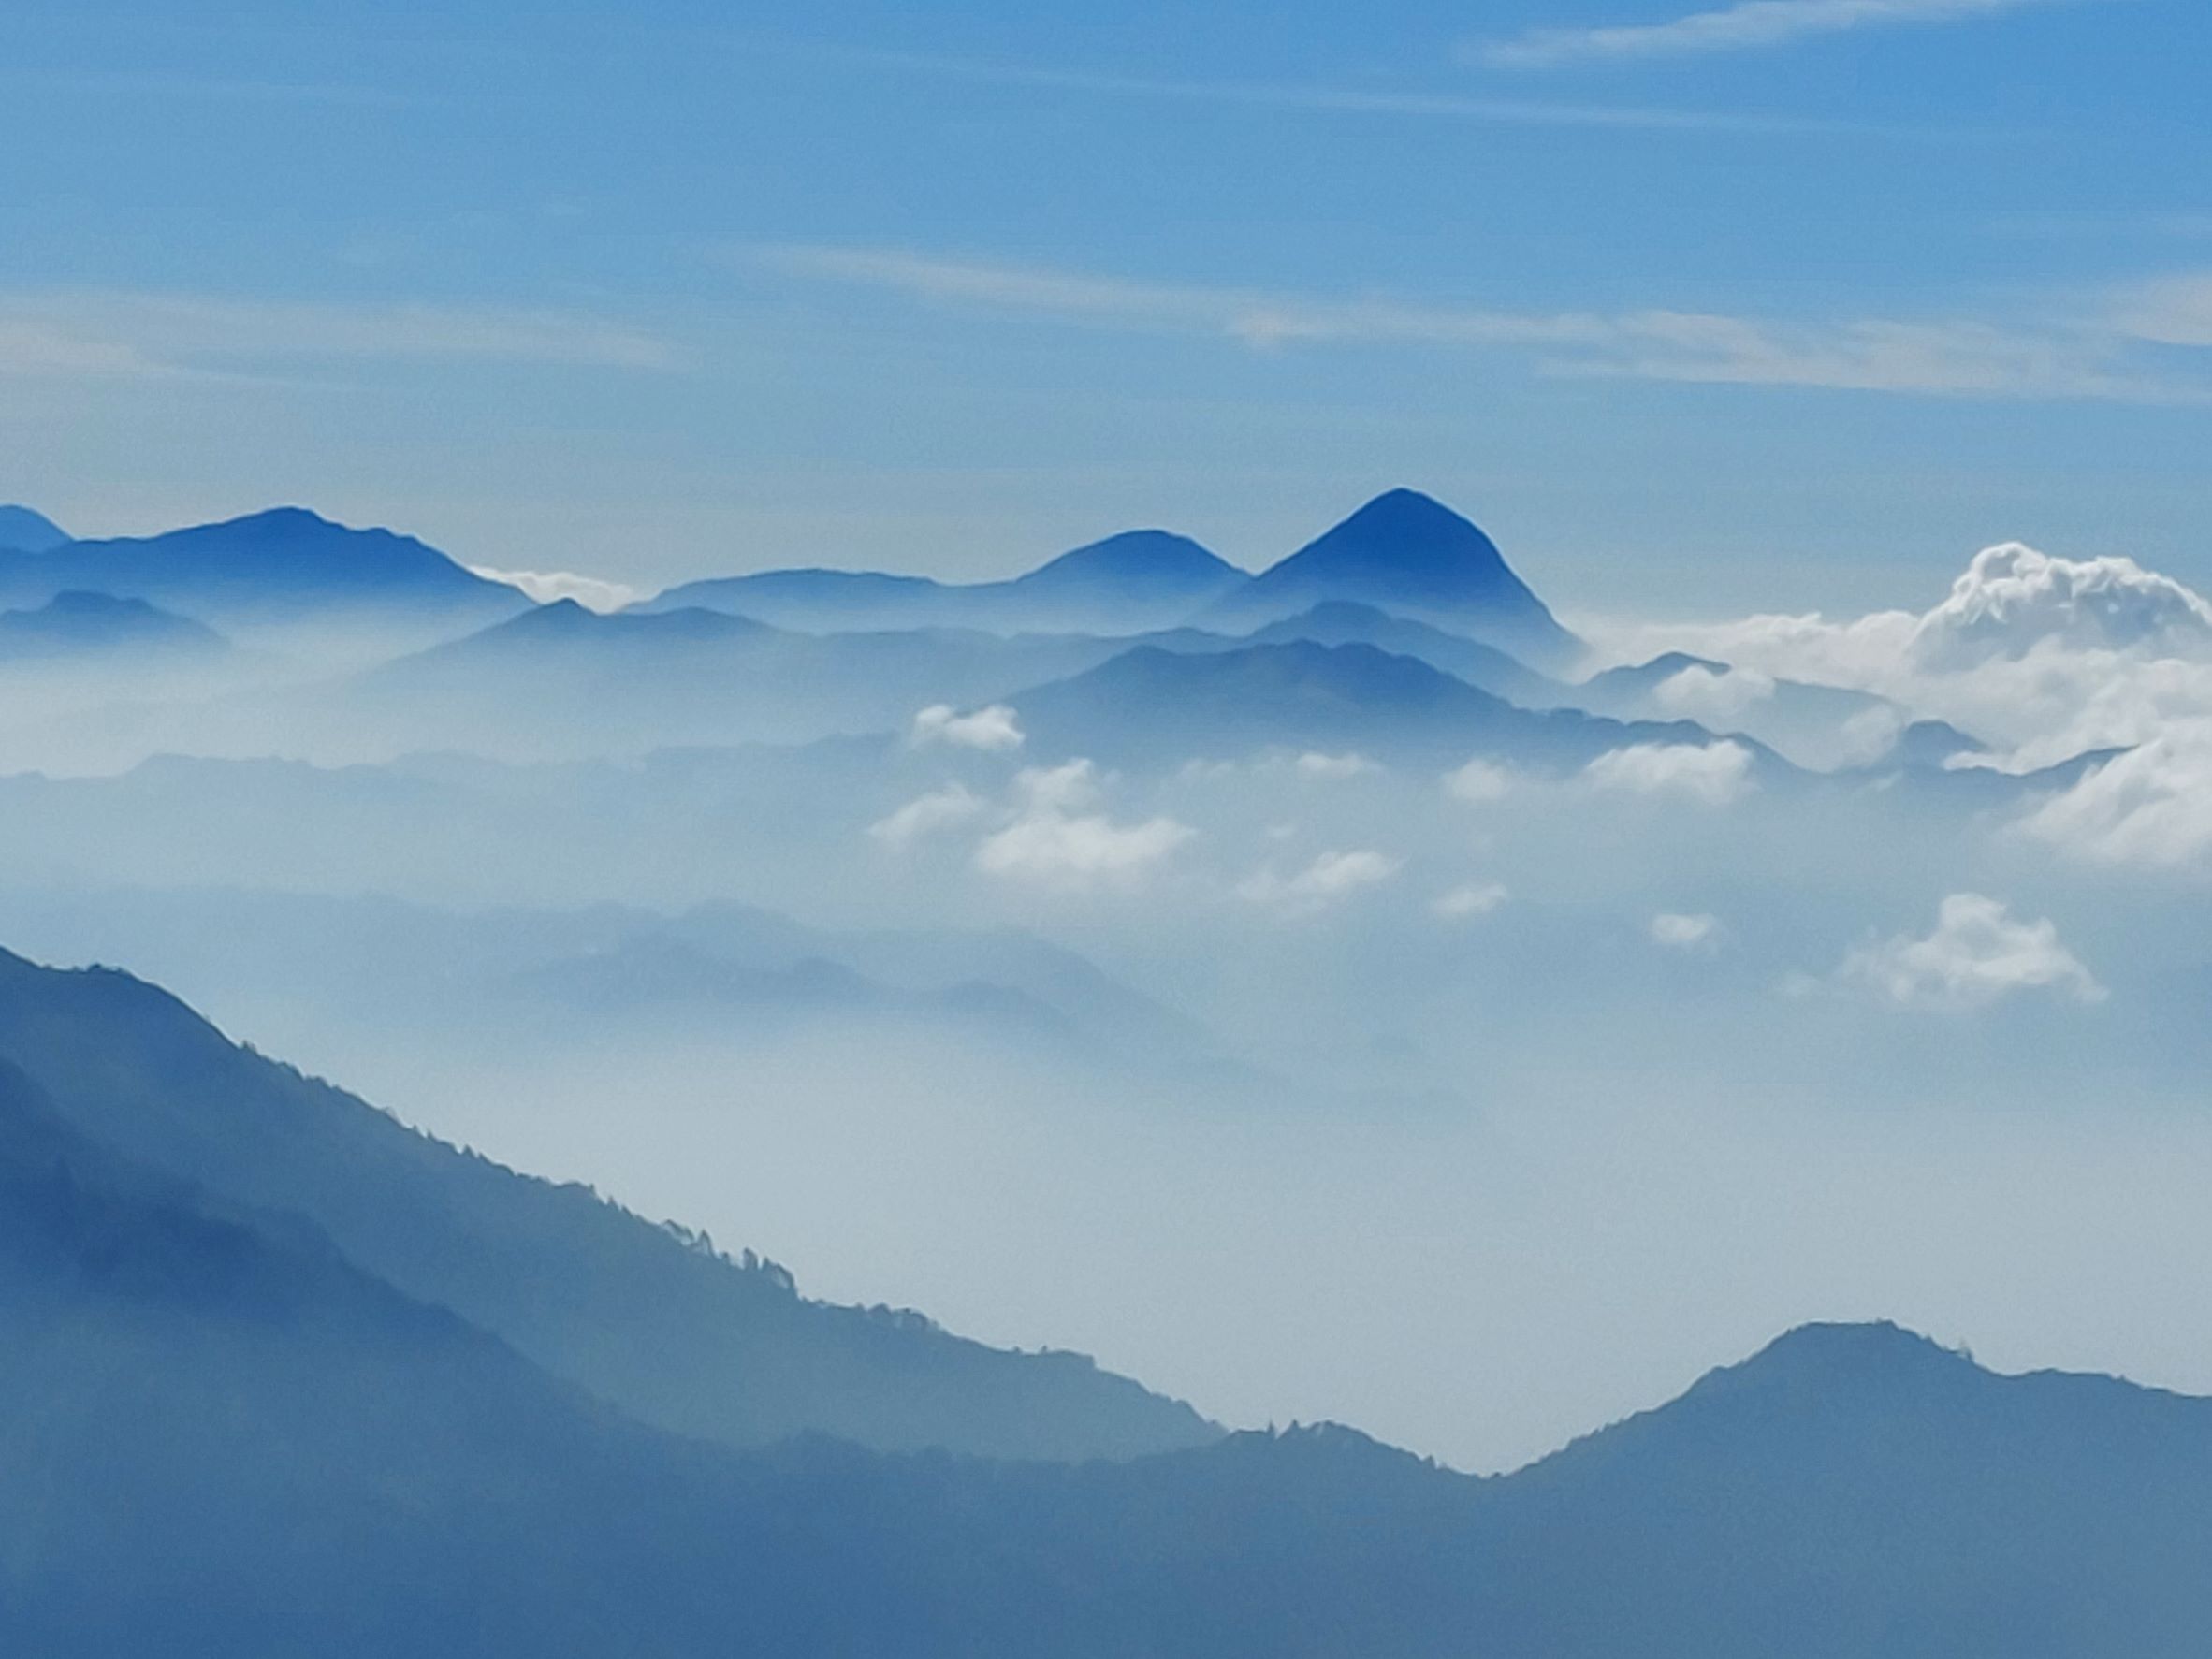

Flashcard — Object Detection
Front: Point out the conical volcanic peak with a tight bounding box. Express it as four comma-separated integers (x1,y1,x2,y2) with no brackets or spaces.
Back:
1200,489,1580,670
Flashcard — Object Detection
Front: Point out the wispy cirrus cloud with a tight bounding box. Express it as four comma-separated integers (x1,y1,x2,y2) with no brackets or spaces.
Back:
1475,0,2074,70
0,290,678,381
755,244,2210,403
794,41,1857,135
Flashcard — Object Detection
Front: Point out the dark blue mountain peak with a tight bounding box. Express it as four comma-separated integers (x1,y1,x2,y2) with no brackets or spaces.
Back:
0,503,71,553
1697,1321,1972,1400
1022,529,1238,589
1199,490,1581,670
1279,489,1513,595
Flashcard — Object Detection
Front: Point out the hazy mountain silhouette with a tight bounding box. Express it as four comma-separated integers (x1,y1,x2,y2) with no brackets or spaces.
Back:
1575,650,1728,699
0,503,69,553
352,597,1139,755
0,885,1220,1071
0,946,1215,1462
0,591,227,662
7,949,2212,1652
9,1041,2212,1659
644,528,1245,635
1198,490,1581,670
1009,639,1755,771
1564,651,1906,770
1884,718,1989,769
0,507,531,636
1203,601,1561,703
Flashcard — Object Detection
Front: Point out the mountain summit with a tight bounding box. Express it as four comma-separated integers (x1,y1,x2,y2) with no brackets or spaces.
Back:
0,504,70,554
1014,530,1242,604
1201,490,1579,670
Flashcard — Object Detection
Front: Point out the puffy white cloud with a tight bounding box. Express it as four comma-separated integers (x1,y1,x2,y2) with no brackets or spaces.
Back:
1239,849,1402,914
1910,542,2212,665
1650,662,1776,728
867,783,986,849
1583,740,1754,806
976,809,1194,884
1011,759,1104,813
1841,893,2104,1009
967,760,1192,885
1577,542,2212,788
2021,729,2212,869
1651,911,1723,951
1443,758,1518,804
470,565,640,613
1433,881,1509,920
1295,750,1379,780
910,703,1026,751
880,756,1191,884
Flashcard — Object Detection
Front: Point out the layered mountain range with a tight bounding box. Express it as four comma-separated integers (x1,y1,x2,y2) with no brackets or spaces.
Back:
5,945,2210,1656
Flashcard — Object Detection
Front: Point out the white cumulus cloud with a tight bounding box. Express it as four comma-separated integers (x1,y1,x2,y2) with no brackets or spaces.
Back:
1651,911,1724,951
1433,881,1510,920
1650,663,1777,728
976,810,1194,884
2021,730,2212,869
1583,740,1755,805
1443,757,1518,804
1841,893,2104,1009
910,703,1026,751
1239,849,1402,915
970,759,1192,885
1907,542,2212,665
867,783,986,849
1577,542,2212,776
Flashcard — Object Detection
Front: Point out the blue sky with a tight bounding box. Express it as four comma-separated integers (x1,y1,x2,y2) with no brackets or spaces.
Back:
4,0,2209,613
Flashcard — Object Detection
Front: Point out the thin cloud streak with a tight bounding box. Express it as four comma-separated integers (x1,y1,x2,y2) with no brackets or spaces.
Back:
1476,0,2074,68
753,244,2212,404
756,39,1881,137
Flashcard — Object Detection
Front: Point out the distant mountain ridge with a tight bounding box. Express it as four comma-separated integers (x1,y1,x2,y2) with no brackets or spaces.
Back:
1184,600,1564,705
0,590,227,662
641,491,1580,670
1008,638,1765,772
645,528,1247,634
0,507,532,635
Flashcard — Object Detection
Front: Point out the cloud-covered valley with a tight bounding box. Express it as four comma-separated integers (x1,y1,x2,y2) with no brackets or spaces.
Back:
5,488,2212,1471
